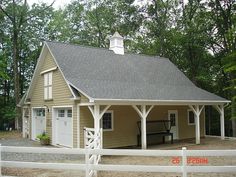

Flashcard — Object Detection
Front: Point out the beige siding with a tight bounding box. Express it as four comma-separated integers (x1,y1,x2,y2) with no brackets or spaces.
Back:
148,106,205,140
80,94,89,103
79,105,205,148
29,51,79,147
79,106,94,147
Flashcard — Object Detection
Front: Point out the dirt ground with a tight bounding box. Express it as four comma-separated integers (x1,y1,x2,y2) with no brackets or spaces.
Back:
0,131,22,139
1,132,236,177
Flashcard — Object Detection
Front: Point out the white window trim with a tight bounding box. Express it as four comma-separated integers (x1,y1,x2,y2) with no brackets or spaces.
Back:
44,72,53,100
101,110,114,131
188,109,195,125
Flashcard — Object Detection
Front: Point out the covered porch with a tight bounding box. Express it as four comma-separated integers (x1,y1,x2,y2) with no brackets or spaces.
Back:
79,100,228,149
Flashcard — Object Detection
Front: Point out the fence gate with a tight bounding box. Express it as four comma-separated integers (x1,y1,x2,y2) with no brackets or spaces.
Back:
84,127,102,177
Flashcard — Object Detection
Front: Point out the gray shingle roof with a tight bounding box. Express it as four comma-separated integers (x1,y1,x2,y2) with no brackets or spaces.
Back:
46,41,228,103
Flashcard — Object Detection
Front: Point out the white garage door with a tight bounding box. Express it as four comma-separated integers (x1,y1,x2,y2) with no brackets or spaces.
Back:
56,109,72,147
33,108,46,140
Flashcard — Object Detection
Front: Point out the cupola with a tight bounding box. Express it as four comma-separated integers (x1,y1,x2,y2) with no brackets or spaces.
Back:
109,32,124,55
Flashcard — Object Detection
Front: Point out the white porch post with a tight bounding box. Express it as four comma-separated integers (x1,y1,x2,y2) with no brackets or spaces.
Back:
94,105,100,132
189,105,204,144
213,105,225,140
88,104,110,148
141,105,147,150
132,105,154,149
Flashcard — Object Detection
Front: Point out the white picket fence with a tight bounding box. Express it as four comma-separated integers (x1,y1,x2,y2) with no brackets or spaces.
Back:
1,145,236,177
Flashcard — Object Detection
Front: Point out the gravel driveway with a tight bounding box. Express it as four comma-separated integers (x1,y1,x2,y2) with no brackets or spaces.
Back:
0,132,84,163
1,132,85,177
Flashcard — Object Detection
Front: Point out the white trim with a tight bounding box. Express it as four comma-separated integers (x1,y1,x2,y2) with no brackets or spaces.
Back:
187,109,195,125
52,105,73,148
77,104,80,148
40,67,57,75
72,106,74,148
203,107,206,137
70,97,81,101
101,110,114,132
31,107,47,140
168,110,179,139
79,103,95,106
66,81,93,102
52,108,56,145
52,105,73,108
68,85,76,99
94,99,230,106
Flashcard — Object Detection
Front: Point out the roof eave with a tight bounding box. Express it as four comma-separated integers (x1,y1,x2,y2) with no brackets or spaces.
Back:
92,98,231,106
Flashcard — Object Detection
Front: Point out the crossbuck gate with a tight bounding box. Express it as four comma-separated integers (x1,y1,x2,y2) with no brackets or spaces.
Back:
84,127,102,177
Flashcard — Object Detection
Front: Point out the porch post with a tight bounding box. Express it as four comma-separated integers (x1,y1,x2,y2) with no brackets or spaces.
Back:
94,105,100,133
132,105,154,149
189,105,204,145
220,105,225,139
141,105,147,150
88,104,111,148
195,106,200,145
213,105,225,140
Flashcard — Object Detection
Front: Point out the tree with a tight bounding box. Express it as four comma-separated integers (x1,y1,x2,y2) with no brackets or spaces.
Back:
208,0,236,136
0,0,54,130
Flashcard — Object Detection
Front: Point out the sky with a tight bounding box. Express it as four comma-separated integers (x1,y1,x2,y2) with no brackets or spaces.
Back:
27,0,71,9
27,0,189,9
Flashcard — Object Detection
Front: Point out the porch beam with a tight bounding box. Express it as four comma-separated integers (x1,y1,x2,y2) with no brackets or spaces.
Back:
213,105,225,139
189,105,204,145
132,105,154,149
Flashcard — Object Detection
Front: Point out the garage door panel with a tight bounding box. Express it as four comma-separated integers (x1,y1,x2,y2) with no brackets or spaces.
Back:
55,109,72,147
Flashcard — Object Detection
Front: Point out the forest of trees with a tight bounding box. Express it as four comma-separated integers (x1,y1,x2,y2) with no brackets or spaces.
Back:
0,0,235,136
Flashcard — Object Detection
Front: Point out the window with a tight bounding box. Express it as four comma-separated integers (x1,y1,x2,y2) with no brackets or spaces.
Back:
170,113,176,126
58,110,65,117
101,111,113,131
188,110,195,125
67,110,72,117
44,72,52,100
36,109,45,117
